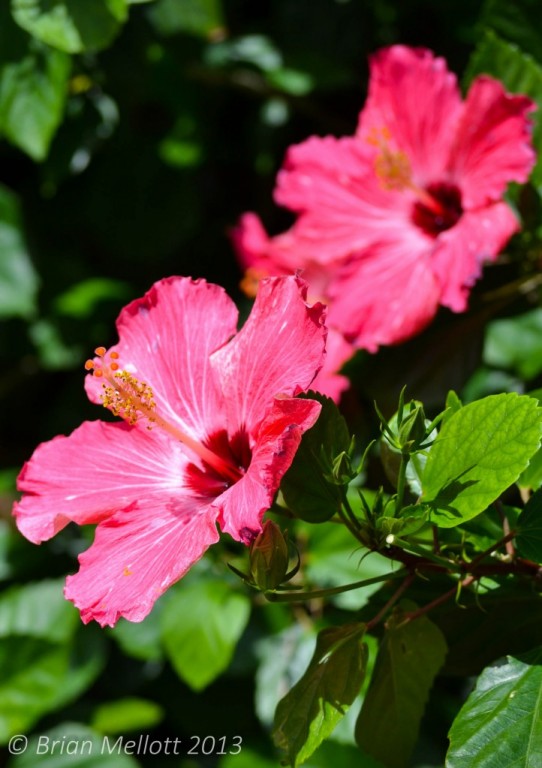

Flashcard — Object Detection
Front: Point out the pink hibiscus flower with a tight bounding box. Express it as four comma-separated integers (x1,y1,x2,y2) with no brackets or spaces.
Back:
233,45,536,353
13,276,326,626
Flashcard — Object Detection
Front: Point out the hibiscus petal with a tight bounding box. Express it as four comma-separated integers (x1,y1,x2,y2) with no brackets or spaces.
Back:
328,237,440,351
275,135,373,214
216,395,322,539
357,45,462,183
212,276,326,434
231,212,301,275
447,76,536,208
231,213,344,304
64,499,219,626
85,277,238,441
310,328,353,402
432,203,520,312
273,136,414,265
14,420,189,544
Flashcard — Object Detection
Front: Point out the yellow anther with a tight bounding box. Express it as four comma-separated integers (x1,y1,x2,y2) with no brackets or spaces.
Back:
85,345,243,483
101,370,156,426
367,126,413,192
240,267,266,299
375,149,412,191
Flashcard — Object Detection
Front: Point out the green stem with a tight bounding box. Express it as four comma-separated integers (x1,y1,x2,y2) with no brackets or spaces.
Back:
387,536,462,571
403,574,477,622
395,451,409,515
468,530,516,568
337,501,365,545
264,567,409,602
342,491,362,531
366,572,416,631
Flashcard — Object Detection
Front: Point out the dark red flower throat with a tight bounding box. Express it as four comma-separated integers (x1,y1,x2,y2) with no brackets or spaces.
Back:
412,182,463,238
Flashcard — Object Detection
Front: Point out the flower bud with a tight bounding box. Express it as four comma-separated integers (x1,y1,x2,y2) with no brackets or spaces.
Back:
249,520,290,591
331,450,354,485
398,404,426,449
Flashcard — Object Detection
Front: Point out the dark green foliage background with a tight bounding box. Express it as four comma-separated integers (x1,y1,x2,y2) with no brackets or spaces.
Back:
2,1,542,766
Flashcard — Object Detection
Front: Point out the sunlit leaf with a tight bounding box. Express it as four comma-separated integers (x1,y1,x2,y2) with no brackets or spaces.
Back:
161,580,250,691
0,41,70,160
11,0,129,54
447,647,542,767
0,580,78,642
91,697,164,735
422,393,542,527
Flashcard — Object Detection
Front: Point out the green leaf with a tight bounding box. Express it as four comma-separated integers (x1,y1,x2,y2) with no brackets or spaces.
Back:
0,629,105,743
516,487,542,561
447,647,542,768
266,68,314,96
0,579,78,642
484,308,542,381
303,741,385,768
109,608,164,662
28,319,81,370
465,30,542,194
281,393,352,523
0,580,105,742
518,390,542,489
205,34,282,71
421,393,542,527
54,278,132,318
444,390,463,420
355,606,447,768
91,697,164,735
161,580,250,691
434,582,542,676
273,622,367,767
148,0,225,39
518,446,542,490
380,401,436,496
0,41,70,160
255,624,318,728
479,0,542,61
219,746,282,768
11,0,129,54
0,185,39,318
9,723,140,767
